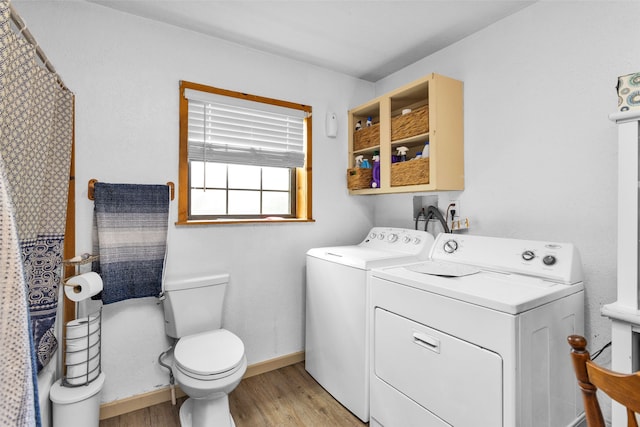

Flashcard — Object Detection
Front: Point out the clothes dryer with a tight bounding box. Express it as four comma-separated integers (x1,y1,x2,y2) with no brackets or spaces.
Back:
369,233,585,427
305,227,434,422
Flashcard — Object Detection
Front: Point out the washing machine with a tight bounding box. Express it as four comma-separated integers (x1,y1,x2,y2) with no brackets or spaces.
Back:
305,227,435,422
369,233,585,427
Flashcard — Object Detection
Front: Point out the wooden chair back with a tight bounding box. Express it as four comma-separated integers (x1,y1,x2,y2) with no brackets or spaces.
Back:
568,335,640,427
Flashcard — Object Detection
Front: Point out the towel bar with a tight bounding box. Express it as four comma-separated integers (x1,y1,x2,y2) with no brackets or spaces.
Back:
88,179,175,201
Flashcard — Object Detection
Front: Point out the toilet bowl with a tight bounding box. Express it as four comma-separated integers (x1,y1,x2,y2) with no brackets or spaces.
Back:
173,329,247,427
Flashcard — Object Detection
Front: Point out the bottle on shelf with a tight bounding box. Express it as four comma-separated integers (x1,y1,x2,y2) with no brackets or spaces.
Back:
371,152,380,188
366,116,372,127
396,146,408,162
422,141,430,158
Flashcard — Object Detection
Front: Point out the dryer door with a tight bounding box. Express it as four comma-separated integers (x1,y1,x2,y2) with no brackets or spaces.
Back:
374,308,503,426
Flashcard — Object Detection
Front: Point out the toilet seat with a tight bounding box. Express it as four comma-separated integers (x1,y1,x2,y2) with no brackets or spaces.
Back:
175,329,245,380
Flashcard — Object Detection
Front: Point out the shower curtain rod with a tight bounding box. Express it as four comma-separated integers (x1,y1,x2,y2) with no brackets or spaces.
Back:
8,3,68,90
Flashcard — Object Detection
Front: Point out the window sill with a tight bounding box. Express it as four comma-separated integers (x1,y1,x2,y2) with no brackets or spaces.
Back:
175,218,315,226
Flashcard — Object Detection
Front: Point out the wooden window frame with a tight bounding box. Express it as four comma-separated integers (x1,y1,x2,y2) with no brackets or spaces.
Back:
177,80,313,225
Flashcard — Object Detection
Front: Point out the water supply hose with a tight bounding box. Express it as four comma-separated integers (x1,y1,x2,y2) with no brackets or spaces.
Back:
415,207,426,230
415,206,451,234
424,205,451,234
158,343,177,405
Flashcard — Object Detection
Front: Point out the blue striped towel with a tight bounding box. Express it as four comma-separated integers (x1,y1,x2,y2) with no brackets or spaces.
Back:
92,183,169,305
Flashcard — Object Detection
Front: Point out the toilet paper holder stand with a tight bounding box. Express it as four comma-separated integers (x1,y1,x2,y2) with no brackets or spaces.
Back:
62,255,102,387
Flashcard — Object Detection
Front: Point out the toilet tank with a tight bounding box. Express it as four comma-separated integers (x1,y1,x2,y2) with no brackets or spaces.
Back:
163,273,229,338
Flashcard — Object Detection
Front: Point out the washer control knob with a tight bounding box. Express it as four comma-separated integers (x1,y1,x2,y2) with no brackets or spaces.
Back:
388,233,398,243
413,237,421,245
543,255,557,266
378,233,385,240
522,250,535,261
443,239,458,253
369,232,377,240
403,236,411,244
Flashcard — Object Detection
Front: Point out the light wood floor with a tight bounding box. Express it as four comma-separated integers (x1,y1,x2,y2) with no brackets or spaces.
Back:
99,362,368,427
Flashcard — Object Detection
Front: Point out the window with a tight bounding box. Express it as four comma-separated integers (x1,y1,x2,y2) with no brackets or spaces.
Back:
178,81,313,224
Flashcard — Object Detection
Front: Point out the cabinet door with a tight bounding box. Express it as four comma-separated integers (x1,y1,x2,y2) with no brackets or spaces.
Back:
374,307,503,426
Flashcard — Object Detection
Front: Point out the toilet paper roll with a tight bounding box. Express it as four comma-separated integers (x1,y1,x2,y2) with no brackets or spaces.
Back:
64,272,103,302
66,342,100,365
66,316,100,339
66,355,100,385
65,331,99,352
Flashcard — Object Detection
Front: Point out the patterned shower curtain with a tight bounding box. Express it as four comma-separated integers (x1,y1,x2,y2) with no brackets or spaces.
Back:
0,1,73,425
0,160,37,426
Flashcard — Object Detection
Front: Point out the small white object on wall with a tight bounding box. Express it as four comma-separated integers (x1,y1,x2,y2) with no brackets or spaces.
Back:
326,112,338,138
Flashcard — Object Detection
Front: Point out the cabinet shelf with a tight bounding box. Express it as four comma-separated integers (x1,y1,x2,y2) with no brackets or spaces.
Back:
353,145,381,155
391,133,429,148
347,73,463,194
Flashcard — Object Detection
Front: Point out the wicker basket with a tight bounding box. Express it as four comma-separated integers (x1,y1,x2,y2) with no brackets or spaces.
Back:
391,105,429,141
353,123,380,151
347,168,373,190
391,158,429,186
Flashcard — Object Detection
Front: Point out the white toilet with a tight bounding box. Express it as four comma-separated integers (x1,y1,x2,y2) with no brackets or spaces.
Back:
163,273,247,427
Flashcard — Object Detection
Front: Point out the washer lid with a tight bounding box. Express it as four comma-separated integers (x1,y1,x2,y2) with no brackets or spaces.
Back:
175,329,244,376
306,228,435,269
373,265,584,315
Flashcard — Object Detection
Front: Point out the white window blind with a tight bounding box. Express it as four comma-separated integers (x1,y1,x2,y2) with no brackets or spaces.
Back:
185,88,306,168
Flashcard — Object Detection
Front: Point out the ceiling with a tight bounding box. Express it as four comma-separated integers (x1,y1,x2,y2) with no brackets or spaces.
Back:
89,0,535,82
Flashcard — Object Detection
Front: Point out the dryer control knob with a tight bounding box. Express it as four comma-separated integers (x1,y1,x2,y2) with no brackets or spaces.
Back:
413,237,421,245
388,233,398,243
543,255,557,266
403,236,411,244
443,239,458,253
378,233,385,240
522,250,535,261
369,232,377,240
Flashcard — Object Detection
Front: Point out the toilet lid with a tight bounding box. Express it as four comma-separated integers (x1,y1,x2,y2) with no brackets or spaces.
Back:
174,329,245,376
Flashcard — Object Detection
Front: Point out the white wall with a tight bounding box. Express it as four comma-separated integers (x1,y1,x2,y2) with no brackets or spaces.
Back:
15,1,375,402
372,2,640,421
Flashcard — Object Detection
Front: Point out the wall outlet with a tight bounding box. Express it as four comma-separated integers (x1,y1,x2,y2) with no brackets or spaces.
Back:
448,200,460,221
